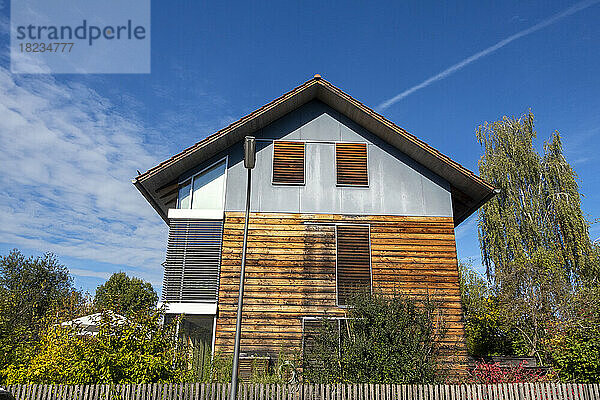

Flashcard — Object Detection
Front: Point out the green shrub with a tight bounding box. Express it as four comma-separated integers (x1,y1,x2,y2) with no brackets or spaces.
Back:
544,321,600,383
303,292,447,383
459,262,520,357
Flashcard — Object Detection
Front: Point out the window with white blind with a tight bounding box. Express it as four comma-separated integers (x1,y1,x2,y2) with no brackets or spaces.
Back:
163,219,223,303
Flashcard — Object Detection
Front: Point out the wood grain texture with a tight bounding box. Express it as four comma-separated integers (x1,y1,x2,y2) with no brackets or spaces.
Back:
336,225,371,306
335,143,368,186
215,212,467,372
273,141,305,185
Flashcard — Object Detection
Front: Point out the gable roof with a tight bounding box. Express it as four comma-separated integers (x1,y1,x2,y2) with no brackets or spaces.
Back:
133,75,496,226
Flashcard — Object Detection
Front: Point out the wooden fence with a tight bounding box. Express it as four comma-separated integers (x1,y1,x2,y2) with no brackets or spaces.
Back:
4,383,600,400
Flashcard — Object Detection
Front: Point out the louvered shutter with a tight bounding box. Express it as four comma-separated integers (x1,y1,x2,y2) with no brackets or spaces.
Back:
272,141,305,184
336,225,371,306
163,219,223,302
335,143,368,186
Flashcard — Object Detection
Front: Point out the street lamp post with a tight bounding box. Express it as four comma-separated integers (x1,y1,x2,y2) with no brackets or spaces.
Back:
229,136,256,400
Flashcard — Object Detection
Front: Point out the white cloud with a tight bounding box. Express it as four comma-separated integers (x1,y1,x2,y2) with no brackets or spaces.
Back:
0,67,168,284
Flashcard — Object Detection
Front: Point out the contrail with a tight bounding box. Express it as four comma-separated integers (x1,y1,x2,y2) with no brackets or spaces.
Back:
377,0,600,111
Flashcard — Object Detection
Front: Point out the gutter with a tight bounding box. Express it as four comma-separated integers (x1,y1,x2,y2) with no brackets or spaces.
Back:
132,178,169,225
454,187,501,227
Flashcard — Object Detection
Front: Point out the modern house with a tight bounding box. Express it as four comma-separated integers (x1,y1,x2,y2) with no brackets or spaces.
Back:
133,75,496,371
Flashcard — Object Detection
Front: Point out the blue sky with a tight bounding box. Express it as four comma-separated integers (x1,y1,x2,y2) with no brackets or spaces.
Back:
1,0,599,296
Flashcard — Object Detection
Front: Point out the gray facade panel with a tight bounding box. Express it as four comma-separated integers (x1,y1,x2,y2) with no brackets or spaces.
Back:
261,110,302,140
301,143,338,214
207,100,451,217
253,141,300,213
339,115,370,143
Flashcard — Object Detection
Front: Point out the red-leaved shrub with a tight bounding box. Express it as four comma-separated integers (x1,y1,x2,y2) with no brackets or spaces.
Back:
467,360,555,384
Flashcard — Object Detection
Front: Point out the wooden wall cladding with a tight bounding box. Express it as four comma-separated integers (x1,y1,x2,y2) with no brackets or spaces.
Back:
215,212,466,370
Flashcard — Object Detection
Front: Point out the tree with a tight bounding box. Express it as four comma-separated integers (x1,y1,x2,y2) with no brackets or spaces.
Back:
542,132,600,283
303,292,446,383
476,111,600,362
0,249,84,373
94,272,158,316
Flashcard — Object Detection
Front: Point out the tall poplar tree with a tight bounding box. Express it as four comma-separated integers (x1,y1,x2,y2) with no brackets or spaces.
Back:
476,111,599,360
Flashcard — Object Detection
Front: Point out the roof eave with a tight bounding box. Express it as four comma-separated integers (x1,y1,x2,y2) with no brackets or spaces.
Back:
453,187,497,226
132,178,169,225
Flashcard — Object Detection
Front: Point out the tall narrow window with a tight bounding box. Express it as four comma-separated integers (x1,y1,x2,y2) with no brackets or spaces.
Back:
336,224,371,306
272,141,305,185
335,143,368,186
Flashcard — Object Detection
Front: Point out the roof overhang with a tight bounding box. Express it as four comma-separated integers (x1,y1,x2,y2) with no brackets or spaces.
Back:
133,76,496,226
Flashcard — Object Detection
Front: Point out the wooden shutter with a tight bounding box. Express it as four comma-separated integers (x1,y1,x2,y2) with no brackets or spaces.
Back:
272,141,305,184
335,143,368,186
336,225,371,306
163,219,223,302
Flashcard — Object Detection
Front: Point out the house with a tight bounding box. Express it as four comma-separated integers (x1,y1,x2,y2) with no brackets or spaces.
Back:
60,312,127,336
132,75,496,372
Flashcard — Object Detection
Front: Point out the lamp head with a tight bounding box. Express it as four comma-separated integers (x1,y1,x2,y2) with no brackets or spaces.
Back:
244,136,256,169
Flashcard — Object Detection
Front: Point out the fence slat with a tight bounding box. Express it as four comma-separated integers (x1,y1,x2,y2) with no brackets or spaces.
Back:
24,384,31,400
577,383,585,400
562,382,569,400
29,384,36,400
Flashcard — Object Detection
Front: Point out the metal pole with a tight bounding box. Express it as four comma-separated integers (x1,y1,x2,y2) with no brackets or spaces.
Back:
229,167,251,400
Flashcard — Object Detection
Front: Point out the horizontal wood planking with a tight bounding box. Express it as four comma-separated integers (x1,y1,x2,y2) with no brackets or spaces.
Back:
215,212,466,370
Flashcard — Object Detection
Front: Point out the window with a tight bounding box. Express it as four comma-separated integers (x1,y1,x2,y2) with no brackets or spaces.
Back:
272,141,305,185
336,224,371,306
177,159,227,210
163,219,224,302
178,180,192,209
335,143,368,186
